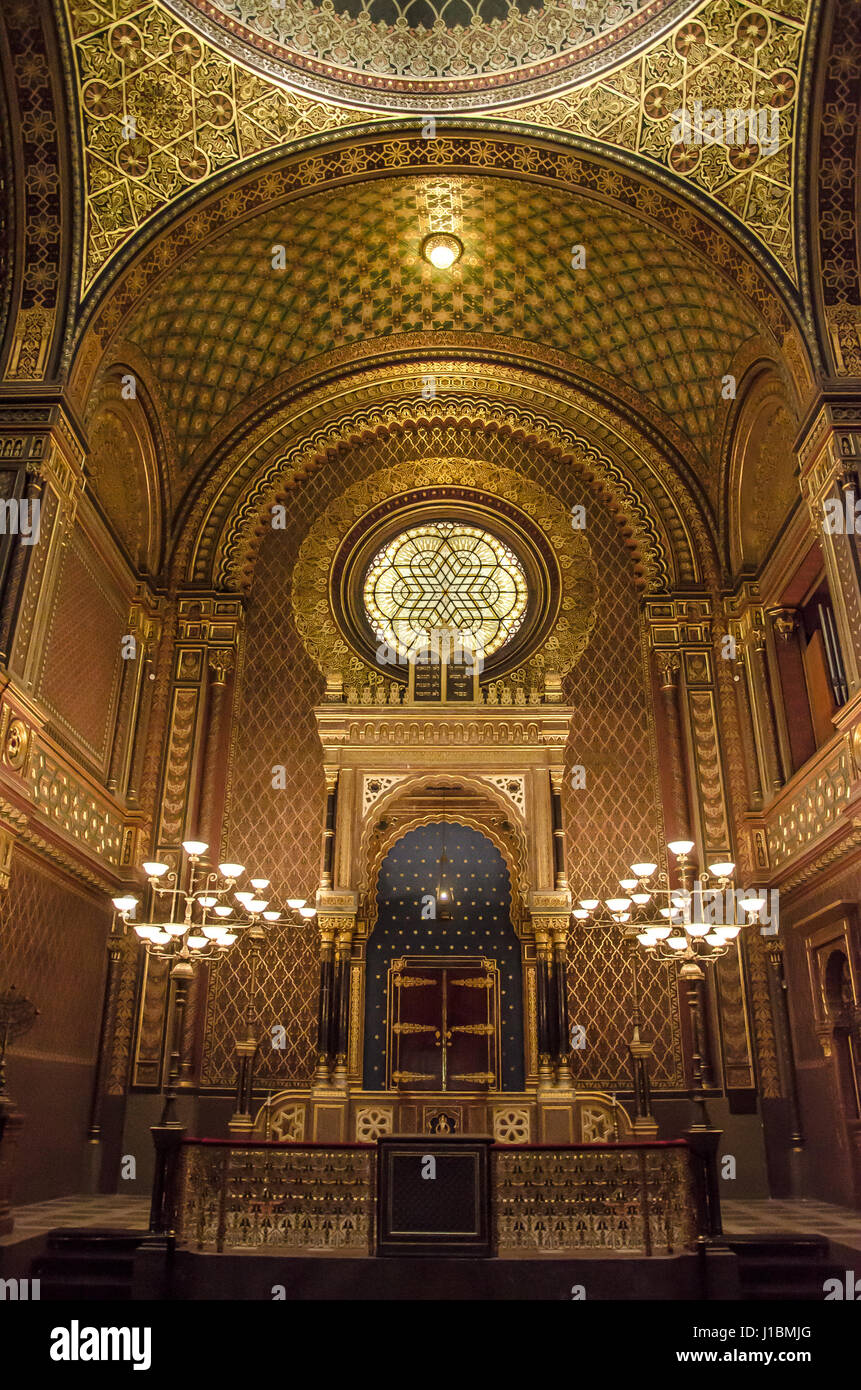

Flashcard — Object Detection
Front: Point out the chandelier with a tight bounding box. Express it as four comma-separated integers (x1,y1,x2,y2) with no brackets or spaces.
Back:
111,839,317,961
574,839,766,977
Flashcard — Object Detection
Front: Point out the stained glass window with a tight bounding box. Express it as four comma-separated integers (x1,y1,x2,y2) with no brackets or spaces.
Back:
363,521,528,661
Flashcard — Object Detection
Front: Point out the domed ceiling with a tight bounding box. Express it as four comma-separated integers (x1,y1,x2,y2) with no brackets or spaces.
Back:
161,0,701,109
68,0,812,289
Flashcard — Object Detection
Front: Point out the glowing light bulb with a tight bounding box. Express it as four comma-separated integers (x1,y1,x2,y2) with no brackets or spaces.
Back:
708,861,735,878
421,232,463,269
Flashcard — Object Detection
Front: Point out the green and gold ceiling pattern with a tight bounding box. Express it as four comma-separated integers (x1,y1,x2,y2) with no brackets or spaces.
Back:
122,175,766,465
66,0,812,290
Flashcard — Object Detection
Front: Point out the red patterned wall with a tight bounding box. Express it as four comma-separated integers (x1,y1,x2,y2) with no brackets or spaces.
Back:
36,531,127,771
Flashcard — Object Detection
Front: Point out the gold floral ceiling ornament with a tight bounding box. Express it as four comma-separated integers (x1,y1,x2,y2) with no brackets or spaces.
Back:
159,0,701,108
65,0,812,289
291,458,598,692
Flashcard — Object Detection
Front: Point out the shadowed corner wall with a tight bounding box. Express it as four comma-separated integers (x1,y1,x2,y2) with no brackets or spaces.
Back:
777,862,861,1208
0,851,111,1202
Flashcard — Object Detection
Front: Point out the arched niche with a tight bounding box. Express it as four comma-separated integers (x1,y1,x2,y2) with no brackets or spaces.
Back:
84,371,165,574
728,367,802,574
362,821,525,1092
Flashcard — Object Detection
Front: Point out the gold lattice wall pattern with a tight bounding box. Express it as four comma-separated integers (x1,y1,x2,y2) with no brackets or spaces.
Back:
562,482,682,1088
65,0,810,288
200,426,683,1088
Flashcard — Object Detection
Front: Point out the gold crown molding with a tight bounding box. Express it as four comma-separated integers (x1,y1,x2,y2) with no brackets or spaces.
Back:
290,457,598,690
194,379,694,596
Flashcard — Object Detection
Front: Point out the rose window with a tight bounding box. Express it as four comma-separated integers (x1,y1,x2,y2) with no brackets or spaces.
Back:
363,521,529,661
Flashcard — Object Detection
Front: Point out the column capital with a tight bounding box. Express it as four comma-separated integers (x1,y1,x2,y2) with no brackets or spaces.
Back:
207,648,235,684
316,889,359,916
795,389,861,501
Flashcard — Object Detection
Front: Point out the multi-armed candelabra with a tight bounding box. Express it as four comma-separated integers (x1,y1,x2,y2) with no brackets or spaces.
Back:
574,839,765,979
575,838,765,1228
110,838,316,959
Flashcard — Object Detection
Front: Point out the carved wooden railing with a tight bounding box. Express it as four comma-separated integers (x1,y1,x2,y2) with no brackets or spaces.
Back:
174,1137,699,1255
176,1139,376,1254
494,1141,697,1256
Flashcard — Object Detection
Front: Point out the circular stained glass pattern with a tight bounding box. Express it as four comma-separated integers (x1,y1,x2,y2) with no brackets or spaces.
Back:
363,521,528,661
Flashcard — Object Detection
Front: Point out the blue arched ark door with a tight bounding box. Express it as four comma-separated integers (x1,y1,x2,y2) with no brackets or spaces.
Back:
363,822,524,1090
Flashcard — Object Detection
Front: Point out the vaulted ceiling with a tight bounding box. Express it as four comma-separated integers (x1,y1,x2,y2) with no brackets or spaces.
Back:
118,173,768,469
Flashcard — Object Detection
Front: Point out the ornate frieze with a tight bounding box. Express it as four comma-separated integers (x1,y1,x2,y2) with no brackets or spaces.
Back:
760,740,853,872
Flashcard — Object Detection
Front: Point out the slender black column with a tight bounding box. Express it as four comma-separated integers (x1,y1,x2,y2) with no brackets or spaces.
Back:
549,773,568,891
535,933,554,1088
314,924,336,1085
321,774,338,890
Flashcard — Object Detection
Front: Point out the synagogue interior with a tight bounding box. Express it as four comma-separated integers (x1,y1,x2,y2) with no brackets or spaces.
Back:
0,0,860,1315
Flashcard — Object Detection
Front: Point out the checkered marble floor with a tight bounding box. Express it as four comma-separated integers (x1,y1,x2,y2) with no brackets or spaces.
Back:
3,1194,858,1250
2,1194,149,1245
723,1199,861,1250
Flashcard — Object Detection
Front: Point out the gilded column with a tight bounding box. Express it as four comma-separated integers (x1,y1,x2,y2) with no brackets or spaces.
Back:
196,648,235,849
125,638,157,808
550,922,574,1090
549,770,568,891
320,770,339,891
314,917,337,1087
656,650,692,839
331,922,354,1092
748,620,784,795
534,929,554,1091
0,471,45,665
529,892,573,1093
86,919,126,1152
726,624,763,810
798,396,861,692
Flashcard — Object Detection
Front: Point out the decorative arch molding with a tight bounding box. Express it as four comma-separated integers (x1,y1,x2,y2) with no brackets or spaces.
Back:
806,0,861,377
0,0,79,382
359,783,529,941
68,130,807,403
181,366,710,595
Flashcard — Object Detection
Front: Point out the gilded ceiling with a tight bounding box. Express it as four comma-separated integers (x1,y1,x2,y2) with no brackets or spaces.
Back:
118,174,769,467
161,0,701,104
66,0,812,290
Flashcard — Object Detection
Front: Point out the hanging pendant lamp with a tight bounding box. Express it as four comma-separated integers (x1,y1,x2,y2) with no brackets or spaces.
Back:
436,791,454,921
